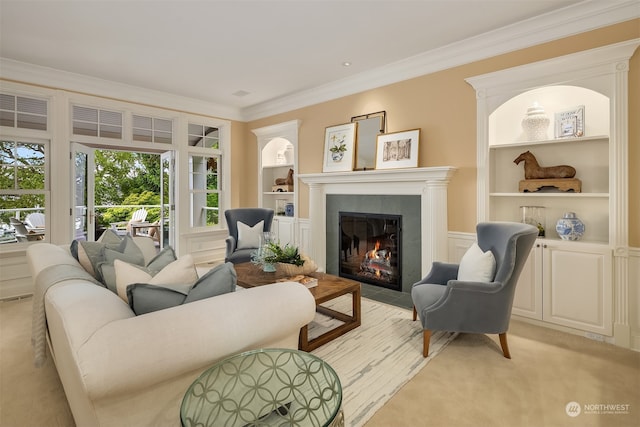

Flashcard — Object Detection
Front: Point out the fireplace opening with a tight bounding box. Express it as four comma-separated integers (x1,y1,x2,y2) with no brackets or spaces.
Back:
338,211,402,291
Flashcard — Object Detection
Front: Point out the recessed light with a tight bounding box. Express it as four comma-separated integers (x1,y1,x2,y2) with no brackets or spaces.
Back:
342,61,352,67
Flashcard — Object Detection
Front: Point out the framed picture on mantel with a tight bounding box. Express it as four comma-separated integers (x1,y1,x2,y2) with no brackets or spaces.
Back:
323,122,356,172
375,129,420,170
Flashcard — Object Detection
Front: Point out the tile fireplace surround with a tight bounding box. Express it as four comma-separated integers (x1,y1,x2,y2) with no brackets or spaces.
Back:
299,167,457,279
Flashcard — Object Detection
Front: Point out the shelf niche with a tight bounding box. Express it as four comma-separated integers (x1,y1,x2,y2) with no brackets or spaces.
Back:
487,85,609,244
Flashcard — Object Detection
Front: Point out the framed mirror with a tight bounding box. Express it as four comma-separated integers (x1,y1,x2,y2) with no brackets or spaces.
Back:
351,111,386,170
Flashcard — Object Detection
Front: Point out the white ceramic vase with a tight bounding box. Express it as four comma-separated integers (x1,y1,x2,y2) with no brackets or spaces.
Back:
522,102,550,141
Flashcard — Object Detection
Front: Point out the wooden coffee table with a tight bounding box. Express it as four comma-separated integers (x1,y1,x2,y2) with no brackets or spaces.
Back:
234,262,361,352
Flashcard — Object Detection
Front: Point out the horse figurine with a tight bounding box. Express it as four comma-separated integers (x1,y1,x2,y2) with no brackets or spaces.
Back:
275,168,294,186
514,151,576,180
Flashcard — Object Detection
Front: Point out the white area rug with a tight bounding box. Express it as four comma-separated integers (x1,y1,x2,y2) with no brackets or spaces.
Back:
309,296,457,427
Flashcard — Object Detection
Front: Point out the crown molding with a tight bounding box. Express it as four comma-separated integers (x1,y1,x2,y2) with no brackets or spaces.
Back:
241,0,640,121
1,1,637,123
0,58,244,121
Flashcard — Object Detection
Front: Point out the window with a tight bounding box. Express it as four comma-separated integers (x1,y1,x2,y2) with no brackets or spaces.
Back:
189,154,220,227
0,93,47,131
0,139,48,243
188,123,219,148
72,105,122,139
133,115,173,144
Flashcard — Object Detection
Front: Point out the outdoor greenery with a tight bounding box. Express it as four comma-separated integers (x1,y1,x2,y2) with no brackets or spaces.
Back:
0,141,46,225
1,144,163,230
93,151,162,229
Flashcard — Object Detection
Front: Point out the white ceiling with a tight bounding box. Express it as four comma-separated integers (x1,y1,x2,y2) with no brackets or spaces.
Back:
1,1,638,120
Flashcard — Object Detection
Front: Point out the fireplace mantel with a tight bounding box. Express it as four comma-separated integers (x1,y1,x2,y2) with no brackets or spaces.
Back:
299,167,457,279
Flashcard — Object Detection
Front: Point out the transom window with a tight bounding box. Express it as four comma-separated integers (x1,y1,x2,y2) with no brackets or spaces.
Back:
188,123,219,149
0,94,47,131
72,105,123,139
133,115,173,144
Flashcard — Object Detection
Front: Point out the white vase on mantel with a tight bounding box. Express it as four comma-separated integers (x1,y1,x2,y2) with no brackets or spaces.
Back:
521,102,550,141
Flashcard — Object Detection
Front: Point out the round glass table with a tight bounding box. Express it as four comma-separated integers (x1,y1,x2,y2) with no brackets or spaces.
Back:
181,348,343,427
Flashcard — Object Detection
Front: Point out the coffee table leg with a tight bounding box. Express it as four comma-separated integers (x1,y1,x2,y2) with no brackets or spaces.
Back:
299,286,361,352
299,325,309,350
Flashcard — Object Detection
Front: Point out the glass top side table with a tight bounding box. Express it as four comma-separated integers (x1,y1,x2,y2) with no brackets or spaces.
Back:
181,348,343,427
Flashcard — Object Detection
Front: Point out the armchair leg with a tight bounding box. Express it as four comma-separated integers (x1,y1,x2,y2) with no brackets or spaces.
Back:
412,306,417,321
423,330,432,358
499,333,511,359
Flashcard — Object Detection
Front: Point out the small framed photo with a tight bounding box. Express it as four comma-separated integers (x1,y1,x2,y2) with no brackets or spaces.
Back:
323,122,357,172
375,129,420,170
555,105,585,138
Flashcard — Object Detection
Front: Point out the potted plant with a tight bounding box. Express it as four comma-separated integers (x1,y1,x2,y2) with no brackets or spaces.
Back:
251,241,316,275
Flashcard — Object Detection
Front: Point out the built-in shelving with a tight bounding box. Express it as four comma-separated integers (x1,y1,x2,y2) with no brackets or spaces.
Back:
252,120,301,246
466,39,638,343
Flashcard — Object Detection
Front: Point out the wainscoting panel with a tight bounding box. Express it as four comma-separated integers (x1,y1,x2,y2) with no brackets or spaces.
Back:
629,248,640,351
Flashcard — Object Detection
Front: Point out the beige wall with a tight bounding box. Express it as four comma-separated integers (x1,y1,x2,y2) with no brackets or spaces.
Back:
240,20,639,245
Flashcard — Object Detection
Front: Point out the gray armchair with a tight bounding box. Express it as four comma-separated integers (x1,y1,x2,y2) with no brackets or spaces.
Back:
224,208,275,264
411,222,538,358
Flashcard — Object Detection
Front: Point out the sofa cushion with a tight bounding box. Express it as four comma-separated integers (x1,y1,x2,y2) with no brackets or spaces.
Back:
115,254,198,301
103,235,144,266
70,240,121,279
126,262,237,315
146,246,178,273
70,230,145,281
236,220,263,250
457,242,496,282
184,262,237,303
100,246,177,293
126,284,189,315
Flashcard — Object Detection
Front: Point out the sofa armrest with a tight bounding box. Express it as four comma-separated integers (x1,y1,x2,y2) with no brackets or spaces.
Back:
76,281,316,400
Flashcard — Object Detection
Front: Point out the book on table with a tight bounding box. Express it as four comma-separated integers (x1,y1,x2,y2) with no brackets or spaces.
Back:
277,275,318,288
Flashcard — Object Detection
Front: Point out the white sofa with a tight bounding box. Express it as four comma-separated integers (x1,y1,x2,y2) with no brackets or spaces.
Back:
26,240,316,427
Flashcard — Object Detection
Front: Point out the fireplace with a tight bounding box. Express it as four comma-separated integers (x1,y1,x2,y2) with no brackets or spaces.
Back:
339,212,402,290
299,167,457,293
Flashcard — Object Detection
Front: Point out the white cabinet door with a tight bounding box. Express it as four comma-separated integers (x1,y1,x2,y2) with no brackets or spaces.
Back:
273,217,295,247
542,242,612,335
512,243,543,320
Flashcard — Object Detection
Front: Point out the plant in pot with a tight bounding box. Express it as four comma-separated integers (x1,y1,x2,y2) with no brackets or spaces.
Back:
251,241,316,275
329,137,347,162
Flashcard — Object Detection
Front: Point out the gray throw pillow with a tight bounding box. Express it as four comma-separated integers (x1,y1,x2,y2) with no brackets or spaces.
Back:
70,239,122,279
127,284,189,315
100,246,178,294
103,236,145,266
146,247,178,273
126,262,237,315
184,262,237,303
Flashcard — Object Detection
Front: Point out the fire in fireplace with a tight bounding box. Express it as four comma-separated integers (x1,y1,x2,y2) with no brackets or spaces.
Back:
338,211,402,291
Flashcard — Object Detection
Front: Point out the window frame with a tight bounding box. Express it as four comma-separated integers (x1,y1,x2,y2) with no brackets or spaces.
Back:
0,136,50,244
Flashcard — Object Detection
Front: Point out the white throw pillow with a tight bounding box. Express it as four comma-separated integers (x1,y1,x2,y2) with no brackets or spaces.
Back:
236,220,264,250
115,254,198,301
457,243,496,282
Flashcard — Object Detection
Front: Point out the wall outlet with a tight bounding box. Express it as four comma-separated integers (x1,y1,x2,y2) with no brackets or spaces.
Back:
585,332,605,342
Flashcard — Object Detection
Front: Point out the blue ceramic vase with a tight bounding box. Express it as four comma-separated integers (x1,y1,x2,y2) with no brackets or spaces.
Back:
555,212,585,241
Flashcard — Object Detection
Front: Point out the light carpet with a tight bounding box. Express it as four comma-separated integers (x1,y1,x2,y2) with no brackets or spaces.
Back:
309,296,457,427
0,295,455,427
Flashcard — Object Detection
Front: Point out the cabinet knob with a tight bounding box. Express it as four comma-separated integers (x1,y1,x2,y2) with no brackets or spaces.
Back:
536,244,540,248
543,244,548,248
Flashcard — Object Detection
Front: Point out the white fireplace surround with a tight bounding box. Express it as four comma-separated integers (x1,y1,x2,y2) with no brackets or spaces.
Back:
299,167,457,277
